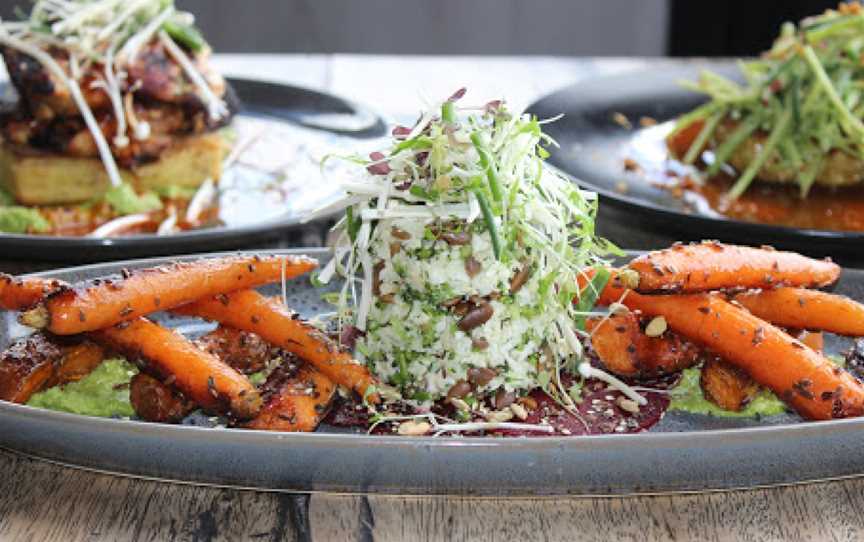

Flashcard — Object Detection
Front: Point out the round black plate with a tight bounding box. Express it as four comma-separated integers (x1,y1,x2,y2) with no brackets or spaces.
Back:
527,61,864,259
0,78,387,262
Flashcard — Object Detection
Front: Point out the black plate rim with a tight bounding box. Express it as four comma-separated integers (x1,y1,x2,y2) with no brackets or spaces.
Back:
0,78,387,260
527,61,864,244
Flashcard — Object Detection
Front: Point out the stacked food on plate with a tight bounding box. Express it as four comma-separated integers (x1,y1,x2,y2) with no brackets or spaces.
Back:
3,90,864,438
0,0,235,236
669,3,864,199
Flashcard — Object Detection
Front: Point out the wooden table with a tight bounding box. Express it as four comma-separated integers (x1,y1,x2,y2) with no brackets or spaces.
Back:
1,55,860,541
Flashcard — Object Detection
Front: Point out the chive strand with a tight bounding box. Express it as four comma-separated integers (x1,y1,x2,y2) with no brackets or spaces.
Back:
472,189,501,260
470,132,504,203
706,115,762,175
683,111,724,165
728,110,792,200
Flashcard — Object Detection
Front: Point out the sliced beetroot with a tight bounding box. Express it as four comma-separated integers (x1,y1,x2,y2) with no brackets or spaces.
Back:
496,377,671,437
366,151,391,175
339,325,363,350
324,395,372,428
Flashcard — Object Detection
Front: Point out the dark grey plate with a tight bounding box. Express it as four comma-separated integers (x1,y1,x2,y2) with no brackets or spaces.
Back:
1,249,864,496
0,79,387,262
527,61,864,260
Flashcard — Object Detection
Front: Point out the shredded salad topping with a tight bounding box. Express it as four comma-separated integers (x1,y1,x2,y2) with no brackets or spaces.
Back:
315,89,619,408
674,2,864,198
0,0,226,187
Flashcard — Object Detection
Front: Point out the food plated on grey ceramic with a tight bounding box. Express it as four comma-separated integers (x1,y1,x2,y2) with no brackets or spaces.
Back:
4,92,864,494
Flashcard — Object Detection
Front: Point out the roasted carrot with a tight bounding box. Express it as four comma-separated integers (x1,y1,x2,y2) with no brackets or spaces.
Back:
734,287,864,337
627,242,841,293
793,330,824,353
0,334,63,403
700,355,760,413
667,119,705,159
245,364,336,432
20,254,318,335
586,311,703,377
92,318,262,419
174,290,380,402
129,373,196,424
618,291,864,420
0,273,64,311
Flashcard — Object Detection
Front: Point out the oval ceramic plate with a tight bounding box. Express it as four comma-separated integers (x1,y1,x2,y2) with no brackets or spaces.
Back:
0,79,387,262
1,249,864,496
526,61,864,259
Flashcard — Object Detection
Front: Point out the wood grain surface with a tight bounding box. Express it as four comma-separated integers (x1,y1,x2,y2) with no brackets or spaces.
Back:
3,447,864,542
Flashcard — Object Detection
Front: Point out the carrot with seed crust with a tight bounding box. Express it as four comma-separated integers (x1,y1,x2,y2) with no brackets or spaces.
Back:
92,318,262,419
245,365,336,432
173,289,380,403
618,291,864,420
0,273,65,311
19,255,317,335
627,242,840,293
734,287,864,337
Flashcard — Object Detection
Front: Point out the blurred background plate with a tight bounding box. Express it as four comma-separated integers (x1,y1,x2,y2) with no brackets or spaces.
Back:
527,62,864,263
0,78,386,262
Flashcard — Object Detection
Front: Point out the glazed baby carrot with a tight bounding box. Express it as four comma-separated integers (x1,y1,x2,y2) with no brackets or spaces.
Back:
245,364,336,432
734,287,864,336
174,290,380,402
627,242,841,293
0,273,64,311
619,291,864,420
93,318,262,419
586,311,702,377
20,254,317,335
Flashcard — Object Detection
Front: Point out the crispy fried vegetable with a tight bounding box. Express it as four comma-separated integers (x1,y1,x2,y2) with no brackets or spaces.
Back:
700,356,760,412
51,341,105,386
195,325,279,375
586,311,703,377
129,373,196,424
734,287,864,336
244,364,336,432
19,255,318,335
0,273,64,311
619,291,864,420
627,242,840,293
174,290,380,402
92,318,262,420
0,334,62,403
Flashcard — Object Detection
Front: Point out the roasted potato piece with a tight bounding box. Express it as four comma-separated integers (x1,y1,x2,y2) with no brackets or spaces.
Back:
700,356,760,412
195,326,279,375
129,373,196,423
0,334,63,403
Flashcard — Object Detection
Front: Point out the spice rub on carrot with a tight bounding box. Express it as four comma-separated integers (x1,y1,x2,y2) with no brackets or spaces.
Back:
734,287,864,337
174,290,380,403
618,291,864,421
0,273,65,311
245,363,336,432
19,254,318,335
92,318,262,420
627,242,841,293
